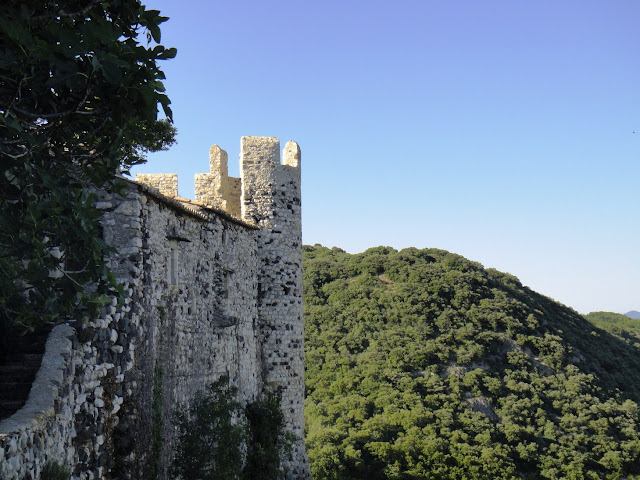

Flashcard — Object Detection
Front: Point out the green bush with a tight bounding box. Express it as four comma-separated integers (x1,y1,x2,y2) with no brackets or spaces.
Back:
172,377,291,480
302,245,640,479
41,461,70,480
172,376,245,480
244,392,293,480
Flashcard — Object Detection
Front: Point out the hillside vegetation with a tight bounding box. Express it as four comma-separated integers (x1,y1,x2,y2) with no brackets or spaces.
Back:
303,245,640,480
584,311,640,346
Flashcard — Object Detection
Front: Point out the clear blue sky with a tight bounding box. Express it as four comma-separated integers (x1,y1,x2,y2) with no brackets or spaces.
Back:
132,0,640,315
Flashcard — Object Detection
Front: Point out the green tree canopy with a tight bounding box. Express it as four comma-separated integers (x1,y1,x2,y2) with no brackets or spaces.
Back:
584,311,640,348
303,245,640,480
0,0,176,342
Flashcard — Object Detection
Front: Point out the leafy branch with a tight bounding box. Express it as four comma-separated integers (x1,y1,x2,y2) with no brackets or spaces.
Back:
0,0,177,347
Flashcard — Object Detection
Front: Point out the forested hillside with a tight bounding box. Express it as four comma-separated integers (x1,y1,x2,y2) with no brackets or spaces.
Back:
584,311,640,347
303,245,640,480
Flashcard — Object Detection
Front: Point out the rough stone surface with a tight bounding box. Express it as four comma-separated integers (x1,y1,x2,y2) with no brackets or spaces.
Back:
241,137,308,475
194,144,242,217
135,173,178,197
0,137,310,479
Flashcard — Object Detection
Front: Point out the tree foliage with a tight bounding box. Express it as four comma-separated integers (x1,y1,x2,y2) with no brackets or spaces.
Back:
584,311,640,348
0,0,176,342
172,377,246,480
244,391,294,480
172,376,292,480
303,245,640,479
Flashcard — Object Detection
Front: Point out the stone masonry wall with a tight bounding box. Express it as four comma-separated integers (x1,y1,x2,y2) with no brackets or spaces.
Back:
0,185,144,480
194,145,242,217
0,325,78,479
0,182,266,480
0,137,310,479
135,173,178,197
240,137,309,478
127,187,263,478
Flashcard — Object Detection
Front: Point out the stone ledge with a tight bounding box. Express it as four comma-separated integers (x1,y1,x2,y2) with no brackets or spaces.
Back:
0,324,75,436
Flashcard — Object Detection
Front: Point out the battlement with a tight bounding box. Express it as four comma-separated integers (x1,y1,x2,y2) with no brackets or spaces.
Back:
135,173,178,197
239,136,300,171
136,136,301,224
194,144,242,217
3,136,309,480
133,136,307,475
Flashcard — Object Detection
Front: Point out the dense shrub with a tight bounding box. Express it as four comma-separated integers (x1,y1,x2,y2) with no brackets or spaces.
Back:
303,245,640,480
172,376,292,480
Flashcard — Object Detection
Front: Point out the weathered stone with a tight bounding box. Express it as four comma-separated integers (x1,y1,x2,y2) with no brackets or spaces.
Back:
135,173,178,197
0,137,309,480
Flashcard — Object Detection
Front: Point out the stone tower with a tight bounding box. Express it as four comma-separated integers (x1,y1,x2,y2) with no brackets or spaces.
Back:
239,137,308,477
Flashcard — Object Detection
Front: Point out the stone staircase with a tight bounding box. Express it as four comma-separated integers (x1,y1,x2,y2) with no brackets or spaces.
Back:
0,328,50,420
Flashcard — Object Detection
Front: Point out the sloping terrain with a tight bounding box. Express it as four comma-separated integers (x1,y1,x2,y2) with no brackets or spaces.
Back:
303,245,640,480
584,311,640,346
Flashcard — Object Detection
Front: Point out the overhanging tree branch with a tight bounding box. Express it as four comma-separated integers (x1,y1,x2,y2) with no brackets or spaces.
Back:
0,0,177,338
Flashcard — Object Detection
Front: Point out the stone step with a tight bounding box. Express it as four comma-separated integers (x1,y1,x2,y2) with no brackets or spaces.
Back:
0,327,50,421
5,327,51,355
13,353,44,368
0,381,32,401
0,400,25,419
0,363,38,374
0,364,38,384
10,339,48,354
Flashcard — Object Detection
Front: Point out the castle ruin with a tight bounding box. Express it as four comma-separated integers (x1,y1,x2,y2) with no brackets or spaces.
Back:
0,137,310,479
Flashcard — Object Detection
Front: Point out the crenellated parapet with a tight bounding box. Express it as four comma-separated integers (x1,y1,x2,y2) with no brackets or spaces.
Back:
134,137,309,478
136,137,301,226
240,137,307,476
194,145,242,218
240,137,300,225
135,173,178,197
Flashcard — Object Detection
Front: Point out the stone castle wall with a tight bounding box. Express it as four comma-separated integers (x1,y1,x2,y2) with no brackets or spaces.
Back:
126,185,263,479
0,185,147,479
135,173,178,197
194,145,242,217
240,137,307,471
0,137,310,479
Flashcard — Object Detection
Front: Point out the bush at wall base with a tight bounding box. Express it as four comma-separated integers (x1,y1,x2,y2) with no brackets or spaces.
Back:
171,376,292,480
